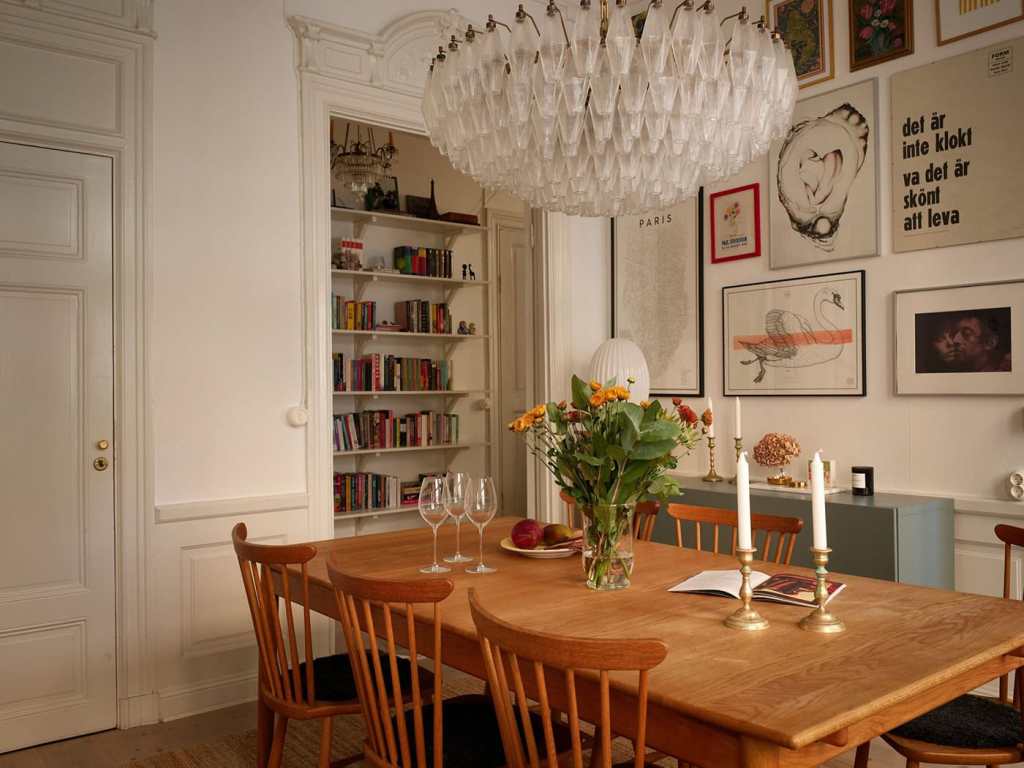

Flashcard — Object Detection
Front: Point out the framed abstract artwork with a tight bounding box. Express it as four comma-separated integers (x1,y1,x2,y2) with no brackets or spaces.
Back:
849,0,914,71
709,184,761,264
612,193,704,396
936,0,1023,45
769,78,879,269
767,0,835,88
890,39,1024,252
894,280,1024,395
723,270,866,397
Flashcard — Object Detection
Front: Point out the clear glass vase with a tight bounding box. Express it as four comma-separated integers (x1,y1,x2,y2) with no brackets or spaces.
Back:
581,503,635,591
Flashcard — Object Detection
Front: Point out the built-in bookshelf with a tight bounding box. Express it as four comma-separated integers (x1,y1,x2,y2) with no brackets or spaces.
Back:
328,186,494,536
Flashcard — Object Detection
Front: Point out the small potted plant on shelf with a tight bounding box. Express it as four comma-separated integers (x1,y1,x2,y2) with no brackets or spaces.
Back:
509,375,700,591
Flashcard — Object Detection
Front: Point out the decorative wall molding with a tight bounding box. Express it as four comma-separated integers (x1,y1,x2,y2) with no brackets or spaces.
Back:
0,0,153,36
155,492,310,525
287,10,467,97
157,669,257,723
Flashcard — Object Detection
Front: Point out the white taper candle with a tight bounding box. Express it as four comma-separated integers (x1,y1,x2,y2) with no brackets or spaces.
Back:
734,397,742,439
737,451,752,550
811,450,827,549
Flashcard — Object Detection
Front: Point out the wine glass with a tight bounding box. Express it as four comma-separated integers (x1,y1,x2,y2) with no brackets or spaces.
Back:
418,476,451,574
465,477,498,574
443,472,473,564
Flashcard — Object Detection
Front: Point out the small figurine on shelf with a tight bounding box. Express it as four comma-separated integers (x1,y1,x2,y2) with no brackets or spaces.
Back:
467,322,477,335
462,264,468,280
457,321,470,335
468,265,477,280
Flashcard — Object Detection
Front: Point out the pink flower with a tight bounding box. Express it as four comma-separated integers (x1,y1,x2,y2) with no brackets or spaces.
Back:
892,36,903,47
859,2,873,20
859,26,874,40
880,0,896,13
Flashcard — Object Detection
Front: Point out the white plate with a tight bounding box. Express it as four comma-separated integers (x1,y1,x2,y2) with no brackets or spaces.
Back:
499,537,577,559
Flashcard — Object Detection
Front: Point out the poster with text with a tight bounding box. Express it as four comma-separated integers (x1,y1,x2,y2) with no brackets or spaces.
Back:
613,196,703,396
891,38,1024,252
769,78,879,269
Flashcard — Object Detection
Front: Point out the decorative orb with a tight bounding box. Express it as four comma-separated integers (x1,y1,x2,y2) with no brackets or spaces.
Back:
589,338,650,402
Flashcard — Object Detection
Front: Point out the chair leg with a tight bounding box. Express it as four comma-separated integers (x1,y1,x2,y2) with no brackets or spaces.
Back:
906,761,919,768
268,715,288,768
854,741,870,768
256,690,274,768
319,716,333,768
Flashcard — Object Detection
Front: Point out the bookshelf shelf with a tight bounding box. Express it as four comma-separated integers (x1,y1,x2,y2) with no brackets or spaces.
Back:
333,389,488,398
334,504,419,521
330,207,486,244
332,329,488,341
331,269,488,287
333,443,486,458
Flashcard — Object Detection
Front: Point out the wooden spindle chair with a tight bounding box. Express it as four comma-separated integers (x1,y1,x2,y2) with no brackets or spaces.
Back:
560,490,661,543
854,524,1024,768
329,568,566,767
232,523,363,768
469,588,668,768
665,504,804,564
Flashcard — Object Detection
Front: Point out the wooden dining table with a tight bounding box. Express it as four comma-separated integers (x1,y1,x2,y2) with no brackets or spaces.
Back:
265,517,1024,768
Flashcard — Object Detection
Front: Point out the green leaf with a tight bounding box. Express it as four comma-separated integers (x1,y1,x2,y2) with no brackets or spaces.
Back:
629,439,677,460
620,402,644,435
571,375,589,410
641,400,663,423
607,445,626,461
573,452,606,467
641,420,681,442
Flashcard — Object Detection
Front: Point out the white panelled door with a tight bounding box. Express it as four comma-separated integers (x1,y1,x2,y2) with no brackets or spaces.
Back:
0,142,116,752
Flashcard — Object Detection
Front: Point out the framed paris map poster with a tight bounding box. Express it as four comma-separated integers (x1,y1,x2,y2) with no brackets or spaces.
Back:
612,194,704,396
723,270,866,396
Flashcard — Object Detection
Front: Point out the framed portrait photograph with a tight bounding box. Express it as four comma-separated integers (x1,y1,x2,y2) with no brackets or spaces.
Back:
723,270,866,397
767,0,835,88
709,184,762,264
612,193,704,397
936,0,1023,45
849,0,914,71
894,280,1024,395
769,78,879,269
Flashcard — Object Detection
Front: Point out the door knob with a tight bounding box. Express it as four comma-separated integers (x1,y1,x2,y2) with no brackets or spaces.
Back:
96,439,109,450
93,457,109,471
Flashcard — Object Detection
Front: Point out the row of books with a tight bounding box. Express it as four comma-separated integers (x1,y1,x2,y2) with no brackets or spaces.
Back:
332,410,460,452
393,246,453,278
331,296,376,331
394,300,451,335
333,353,452,392
333,472,433,515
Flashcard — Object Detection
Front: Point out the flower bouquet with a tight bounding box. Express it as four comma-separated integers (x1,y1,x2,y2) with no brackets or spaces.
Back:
753,432,801,486
509,375,700,590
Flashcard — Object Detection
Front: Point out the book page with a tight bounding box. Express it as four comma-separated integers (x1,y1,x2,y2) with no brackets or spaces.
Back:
668,569,771,598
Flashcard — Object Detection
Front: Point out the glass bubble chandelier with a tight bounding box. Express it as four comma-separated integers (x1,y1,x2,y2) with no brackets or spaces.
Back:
421,1,797,217
331,123,398,194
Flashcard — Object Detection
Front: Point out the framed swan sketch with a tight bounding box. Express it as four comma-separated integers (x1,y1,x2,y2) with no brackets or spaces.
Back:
723,270,866,396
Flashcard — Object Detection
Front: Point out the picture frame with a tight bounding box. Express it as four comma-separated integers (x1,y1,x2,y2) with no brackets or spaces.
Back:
612,193,704,397
365,175,399,212
849,0,914,71
710,183,761,264
894,280,1024,395
723,270,866,397
769,78,879,269
936,0,1023,46
766,0,835,89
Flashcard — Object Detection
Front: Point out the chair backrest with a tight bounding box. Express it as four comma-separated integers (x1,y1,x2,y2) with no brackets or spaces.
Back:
469,589,667,768
328,565,453,768
560,490,660,543
232,522,320,710
665,504,804,564
994,524,1024,705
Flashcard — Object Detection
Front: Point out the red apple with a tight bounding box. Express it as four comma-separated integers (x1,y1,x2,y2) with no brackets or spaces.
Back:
511,519,543,550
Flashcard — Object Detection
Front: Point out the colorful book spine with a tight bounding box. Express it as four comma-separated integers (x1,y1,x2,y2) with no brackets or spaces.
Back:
332,410,459,452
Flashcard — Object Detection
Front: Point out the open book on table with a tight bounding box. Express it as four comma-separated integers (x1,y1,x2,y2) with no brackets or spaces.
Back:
668,570,845,608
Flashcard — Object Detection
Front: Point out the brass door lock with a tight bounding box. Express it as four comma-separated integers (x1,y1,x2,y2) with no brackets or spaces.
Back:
97,439,110,450
93,457,110,471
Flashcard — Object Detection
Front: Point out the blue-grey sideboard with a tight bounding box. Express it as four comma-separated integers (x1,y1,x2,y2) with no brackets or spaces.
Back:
652,475,954,589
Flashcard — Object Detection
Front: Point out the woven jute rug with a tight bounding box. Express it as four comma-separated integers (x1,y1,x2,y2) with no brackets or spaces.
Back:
123,678,659,767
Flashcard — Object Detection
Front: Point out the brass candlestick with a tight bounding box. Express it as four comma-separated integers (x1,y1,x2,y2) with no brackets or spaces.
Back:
798,547,846,633
729,437,743,484
702,435,723,483
724,547,769,631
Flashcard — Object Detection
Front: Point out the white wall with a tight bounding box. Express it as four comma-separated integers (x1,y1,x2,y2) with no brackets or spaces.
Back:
565,3,1024,509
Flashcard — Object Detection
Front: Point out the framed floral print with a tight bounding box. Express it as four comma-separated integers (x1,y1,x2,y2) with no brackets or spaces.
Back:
849,0,914,71
936,0,1023,46
767,0,835,89
709,184,762,264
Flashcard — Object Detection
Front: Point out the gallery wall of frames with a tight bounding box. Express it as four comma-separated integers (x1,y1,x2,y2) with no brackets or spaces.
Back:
603,0,1024,588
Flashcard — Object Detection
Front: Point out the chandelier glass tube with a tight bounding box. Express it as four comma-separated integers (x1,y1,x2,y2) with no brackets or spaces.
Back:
421,1,797,217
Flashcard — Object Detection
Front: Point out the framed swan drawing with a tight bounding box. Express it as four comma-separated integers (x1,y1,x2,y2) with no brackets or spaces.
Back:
723,270,866,396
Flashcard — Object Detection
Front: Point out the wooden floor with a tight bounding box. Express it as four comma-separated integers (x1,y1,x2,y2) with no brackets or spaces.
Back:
0,703,925,768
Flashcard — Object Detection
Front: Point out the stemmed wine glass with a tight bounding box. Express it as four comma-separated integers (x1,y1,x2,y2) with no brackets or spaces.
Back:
466,477,498,574
443,472,473,564
418,476,451,574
